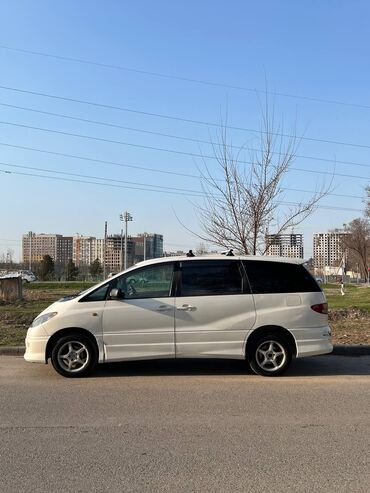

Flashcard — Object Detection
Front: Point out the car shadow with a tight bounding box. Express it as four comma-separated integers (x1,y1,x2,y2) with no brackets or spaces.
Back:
91,355,370,378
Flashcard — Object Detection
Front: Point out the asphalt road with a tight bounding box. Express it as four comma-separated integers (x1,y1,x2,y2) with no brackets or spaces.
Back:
1,355,370,493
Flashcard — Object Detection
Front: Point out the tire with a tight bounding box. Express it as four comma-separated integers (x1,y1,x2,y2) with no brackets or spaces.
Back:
248,333,292,377
51,333,98,378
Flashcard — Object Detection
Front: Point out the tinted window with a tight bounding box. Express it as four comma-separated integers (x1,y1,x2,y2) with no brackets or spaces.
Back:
243,261,321,294
113,263,174,299
180,260,244,296
80,284,110,302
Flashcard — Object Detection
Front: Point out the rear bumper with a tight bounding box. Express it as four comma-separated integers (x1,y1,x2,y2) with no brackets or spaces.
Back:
24,335,49,363
291,325,333,358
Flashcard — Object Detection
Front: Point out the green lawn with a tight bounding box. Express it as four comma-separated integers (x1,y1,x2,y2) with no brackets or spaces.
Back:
323,284,370,312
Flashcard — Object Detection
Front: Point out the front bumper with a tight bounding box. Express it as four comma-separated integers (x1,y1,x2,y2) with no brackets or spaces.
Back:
24,334,49,363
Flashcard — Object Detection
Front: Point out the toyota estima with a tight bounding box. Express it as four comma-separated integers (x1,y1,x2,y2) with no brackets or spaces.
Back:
24,255,332,377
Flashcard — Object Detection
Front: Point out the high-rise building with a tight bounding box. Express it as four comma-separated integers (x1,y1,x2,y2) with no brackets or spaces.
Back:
131,233,163,262
105,235,135,272
22,233,73,264
313,231,348,274
23,231,163,273
72,236,104,266
265,233,304,258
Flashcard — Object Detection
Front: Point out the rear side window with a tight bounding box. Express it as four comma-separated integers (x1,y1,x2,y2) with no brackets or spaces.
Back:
180,260,245,296
243,261,321,294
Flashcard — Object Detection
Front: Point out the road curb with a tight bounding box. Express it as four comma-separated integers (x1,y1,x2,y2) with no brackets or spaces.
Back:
1,344,370,357
0,346,25,356
332,344,370,356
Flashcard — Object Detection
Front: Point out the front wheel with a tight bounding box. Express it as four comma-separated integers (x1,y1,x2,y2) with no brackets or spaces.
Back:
51,334,97,378
248,334,292,377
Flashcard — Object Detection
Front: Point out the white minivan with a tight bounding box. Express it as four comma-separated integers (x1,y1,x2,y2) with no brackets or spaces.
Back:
24,256,332,377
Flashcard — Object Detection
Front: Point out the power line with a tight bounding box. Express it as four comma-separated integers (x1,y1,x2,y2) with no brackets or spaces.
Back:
0,141,200,179
0,141,364,200
0,161,206,197
2,101,370,170
2,84,370,151
1,44,369,111
0,166,365,212
1,120,369,181
0,168,206,197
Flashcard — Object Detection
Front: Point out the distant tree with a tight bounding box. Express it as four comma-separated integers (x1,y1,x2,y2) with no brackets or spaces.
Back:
39,255,54,281
66,259,79,281
5,249,14,267
196,243,209,256
90,258,103,279
365,185,370,218
343,218,370,283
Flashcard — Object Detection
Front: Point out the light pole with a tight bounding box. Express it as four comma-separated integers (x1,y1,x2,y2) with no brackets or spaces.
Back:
120,228,123,271
119,212,133,270
28,231,33,271
143,232,148,261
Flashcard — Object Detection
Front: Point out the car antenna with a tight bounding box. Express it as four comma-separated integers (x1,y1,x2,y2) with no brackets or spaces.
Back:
186,249,195,257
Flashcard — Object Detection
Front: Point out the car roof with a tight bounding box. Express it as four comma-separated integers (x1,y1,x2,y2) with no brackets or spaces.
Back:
131,254,306,270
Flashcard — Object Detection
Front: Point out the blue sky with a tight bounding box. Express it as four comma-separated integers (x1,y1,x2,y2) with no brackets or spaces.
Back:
0,0,369,261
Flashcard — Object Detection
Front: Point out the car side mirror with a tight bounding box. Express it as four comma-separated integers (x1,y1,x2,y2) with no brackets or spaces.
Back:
109,288,124,300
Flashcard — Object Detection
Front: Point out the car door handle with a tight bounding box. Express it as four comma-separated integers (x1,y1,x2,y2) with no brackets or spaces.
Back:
156,305,172,312
177,304,196,311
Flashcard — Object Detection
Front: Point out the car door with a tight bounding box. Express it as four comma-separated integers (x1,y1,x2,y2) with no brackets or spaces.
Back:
102,262,176,361
175,259,256,358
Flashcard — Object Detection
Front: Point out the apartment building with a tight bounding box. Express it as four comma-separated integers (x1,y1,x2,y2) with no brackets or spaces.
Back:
265,233,304,258
22,233,73,264
131,233,164,262
313,231,348,274
23,231,163,273
72,236,104,266
105,235,135,272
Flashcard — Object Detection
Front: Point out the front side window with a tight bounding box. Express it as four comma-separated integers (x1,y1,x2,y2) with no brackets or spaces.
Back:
114,263,175,299
80,283,110,302
180,260,244,296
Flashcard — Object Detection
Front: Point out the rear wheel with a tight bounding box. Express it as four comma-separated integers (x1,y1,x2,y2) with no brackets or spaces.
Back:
51,334,97,378
248,334,292,376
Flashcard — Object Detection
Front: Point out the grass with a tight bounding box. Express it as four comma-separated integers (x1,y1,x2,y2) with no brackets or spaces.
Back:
0,282,97,346
0,281,369,346
324,283,370,312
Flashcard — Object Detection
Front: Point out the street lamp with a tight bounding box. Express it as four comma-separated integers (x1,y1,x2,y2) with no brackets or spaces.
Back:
119,212,133,270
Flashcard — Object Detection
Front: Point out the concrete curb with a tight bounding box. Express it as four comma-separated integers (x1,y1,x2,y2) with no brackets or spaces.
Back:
332,344,370,356
0,346,25,356
1,345,370,357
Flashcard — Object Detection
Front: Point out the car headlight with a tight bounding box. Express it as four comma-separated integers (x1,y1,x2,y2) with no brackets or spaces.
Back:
31,312,58,327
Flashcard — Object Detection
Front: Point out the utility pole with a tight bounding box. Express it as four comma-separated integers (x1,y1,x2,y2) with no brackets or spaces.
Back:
103,221,107,279
120,212,133,270
28,231,33,271
143,232,148,261
120,228,123,271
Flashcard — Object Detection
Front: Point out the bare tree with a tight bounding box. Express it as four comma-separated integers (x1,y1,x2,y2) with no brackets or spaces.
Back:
365,185,370,218
195,243,209,256
342,218,370,283
183,102,331,255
